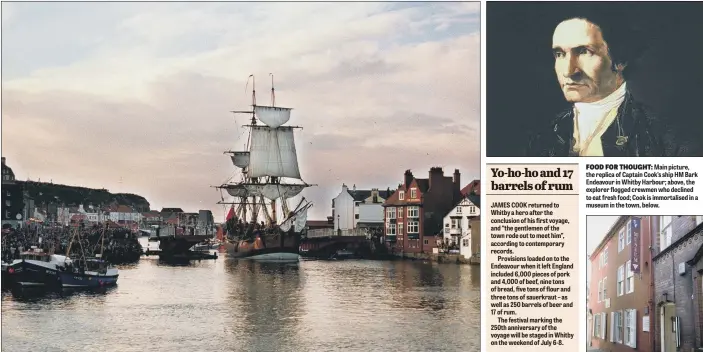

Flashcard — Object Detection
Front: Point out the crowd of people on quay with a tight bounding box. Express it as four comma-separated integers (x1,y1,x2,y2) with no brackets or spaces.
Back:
1,222,143,264
224,216,283,241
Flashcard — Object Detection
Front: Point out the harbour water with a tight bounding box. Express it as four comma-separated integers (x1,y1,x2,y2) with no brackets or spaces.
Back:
1,247,480,352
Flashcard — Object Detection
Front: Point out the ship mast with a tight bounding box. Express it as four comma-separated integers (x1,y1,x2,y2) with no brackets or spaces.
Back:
218,73,316,231
269,73,277,225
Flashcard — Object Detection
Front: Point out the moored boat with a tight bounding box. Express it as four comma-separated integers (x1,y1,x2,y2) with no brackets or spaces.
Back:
60,223,119,288
6,247,66,288
58,255,118,288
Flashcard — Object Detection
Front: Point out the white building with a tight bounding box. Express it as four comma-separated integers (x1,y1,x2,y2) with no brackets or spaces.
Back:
441,197,480,259
331,184,394,231
78,204,108,223
108,205,141,223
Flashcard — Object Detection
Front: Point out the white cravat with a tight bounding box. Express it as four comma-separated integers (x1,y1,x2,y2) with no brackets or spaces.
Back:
573,82,627,155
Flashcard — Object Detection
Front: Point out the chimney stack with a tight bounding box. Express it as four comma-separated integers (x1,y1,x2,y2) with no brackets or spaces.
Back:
453,169,461,202
428,167,444,190
404,170,414,189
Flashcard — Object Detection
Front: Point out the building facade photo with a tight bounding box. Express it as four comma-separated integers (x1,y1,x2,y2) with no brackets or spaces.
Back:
589,215,703,352
589,216,653,352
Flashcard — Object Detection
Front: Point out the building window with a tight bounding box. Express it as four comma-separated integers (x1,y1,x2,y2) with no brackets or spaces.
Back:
407,206,419,218
626,220,632,245
410,188,417,199
660,216,673,251
387,208,396,219
407,220,419,233
399,191,405,200
469,206,476,214
617,265,624,296
462,238,469,247
451,218,459,229
398,223,403,235
387,223,396,235
594,314,602,338
602,276,607,300
598,279,603,302
624,309,637,347
618,229,625,252
397,207,403,218
625,260,634,294
423,239,428,245
616,311,624,343
457,206,462,214
355,214,359,220
355,202,360,207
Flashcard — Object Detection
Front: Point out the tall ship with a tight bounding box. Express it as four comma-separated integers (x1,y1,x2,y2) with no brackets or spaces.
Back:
217,74,313,262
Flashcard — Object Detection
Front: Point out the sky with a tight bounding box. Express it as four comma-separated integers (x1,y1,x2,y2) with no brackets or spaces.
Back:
1,2,481,221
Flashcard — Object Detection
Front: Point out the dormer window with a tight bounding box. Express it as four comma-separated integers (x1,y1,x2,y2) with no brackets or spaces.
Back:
399,191,405,200
410,188,417,199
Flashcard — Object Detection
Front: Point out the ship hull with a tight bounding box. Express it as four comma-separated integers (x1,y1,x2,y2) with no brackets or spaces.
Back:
225,232,300,263
59,271,119,288
7,260,62,288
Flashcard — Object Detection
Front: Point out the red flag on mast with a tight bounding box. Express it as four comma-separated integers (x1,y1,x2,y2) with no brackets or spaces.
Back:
225,206,235,221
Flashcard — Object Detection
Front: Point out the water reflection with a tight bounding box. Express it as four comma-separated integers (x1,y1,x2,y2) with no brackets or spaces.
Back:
2,259,481,352
222,260,302,351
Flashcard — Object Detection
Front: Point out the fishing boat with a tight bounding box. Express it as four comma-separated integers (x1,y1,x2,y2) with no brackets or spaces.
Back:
58,224,119,288
216,74,314,263
6,247,66,288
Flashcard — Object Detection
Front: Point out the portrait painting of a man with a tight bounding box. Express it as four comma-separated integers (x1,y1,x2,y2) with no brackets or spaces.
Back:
486,2,703,157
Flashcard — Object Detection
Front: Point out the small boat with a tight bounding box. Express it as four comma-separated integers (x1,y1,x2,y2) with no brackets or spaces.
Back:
58,254,119,288
59,223,119,288
6,247,66,288
330,249,355,260
192,239,221,251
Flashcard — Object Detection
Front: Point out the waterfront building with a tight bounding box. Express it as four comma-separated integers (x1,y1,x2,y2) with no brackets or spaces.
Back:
383,168,462,254
108,204,142,224
77,204,108,223
1,157,25,229
331,184,394,232
198,210,214,229
589,216,654,352
440,195,480,259
652,216,703,352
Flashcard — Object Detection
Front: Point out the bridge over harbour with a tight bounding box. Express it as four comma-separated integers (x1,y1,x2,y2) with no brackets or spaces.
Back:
299,228,383,259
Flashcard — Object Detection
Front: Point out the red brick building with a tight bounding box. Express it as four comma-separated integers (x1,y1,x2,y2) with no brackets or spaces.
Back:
589,216,653,352
383,167,462,254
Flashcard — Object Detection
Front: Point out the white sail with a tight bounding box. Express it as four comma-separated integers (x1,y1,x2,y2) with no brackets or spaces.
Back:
294,206,308,232
224,184,249,197
230,152,250,169
280,219,292,232
248,126,301,179
260,184,307,201
280,204,309,232
254,105,292,128
243,184,265,197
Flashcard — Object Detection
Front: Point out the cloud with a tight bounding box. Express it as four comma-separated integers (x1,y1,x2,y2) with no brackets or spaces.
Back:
2,2,480,220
